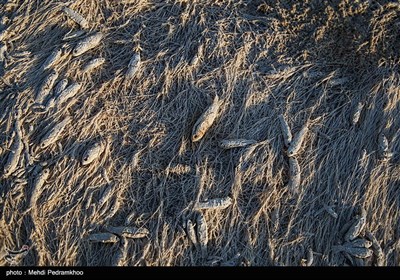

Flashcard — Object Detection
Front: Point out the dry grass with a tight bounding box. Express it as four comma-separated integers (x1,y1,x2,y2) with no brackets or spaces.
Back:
0,0,400,266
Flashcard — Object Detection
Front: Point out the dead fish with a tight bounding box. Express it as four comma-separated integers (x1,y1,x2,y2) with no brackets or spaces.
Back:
88,232,119,243
330,77,349,87
344,238,372,249
278,114,292,147
61,6,89,29
190,44,203,66
42,49,62,71
194,197,232,211
196,212,208,255
5,245,30,258
378,134,392,160
186,219,198,247
39,117,71,149
287,123,308,157
219,139,257,149
344,207,367,242
0,28,8,41
336,245,373,259
288,157,301,194
306,249,313,266
98,184,113,207
45,79,69,109
4,245,30,265
0,42,7,63
53,82,81,107
165,164,192,175
351,102,363,126
36,70,58,104
72,32,103,57
365,231,384,266
53,78,68,96
82,57,105,72
81,142,104,166
29,168,50,208
105,226,149,239
3,121,23,178
125,53,140,79
192,95,221,142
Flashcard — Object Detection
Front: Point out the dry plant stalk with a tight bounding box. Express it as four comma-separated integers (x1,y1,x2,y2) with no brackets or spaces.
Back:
88,233,119,243
112,237,129,266
81,142,104,166
105,226,149,239
366,231,384,266
192,95,221,142
278,114,292,147
62,30,86,41
194,197,232,210
39,116,71,149
72,32,103,57
61,6,89,29
219,139,256,149
287,123,308,157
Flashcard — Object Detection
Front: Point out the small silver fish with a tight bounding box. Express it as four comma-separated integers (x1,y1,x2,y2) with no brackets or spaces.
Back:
351,102,363,126
192,95,221,142
53,82,81,107
61,6,89,29
72,32,103,57
288,157,301,194
42,49,62,70
29,168,50,209
82,57,105,72
186,219,198,247
125,53,141,79
3,121,23,178
81,142,104,166
219,139,257,149
53,79,69,96
105,226,149,239
287,124,308,157
194,197,232,211
39,117,71,149
196,212,208,255
88,232,119,243
344,207,367,242
36,71,58,104
278,114,292,147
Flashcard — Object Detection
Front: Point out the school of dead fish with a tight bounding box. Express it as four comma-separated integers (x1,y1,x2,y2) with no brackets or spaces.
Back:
0,3,395,266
